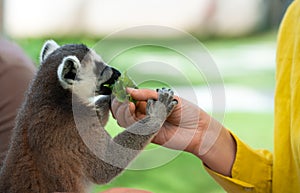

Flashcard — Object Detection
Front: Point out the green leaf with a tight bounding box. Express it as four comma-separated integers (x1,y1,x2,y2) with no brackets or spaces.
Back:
112,72,138,103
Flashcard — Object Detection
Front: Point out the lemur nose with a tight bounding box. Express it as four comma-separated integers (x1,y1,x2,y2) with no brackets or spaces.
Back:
112,68,121,80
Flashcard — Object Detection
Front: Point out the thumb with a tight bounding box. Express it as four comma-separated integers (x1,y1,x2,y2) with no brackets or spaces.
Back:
126,87,158,101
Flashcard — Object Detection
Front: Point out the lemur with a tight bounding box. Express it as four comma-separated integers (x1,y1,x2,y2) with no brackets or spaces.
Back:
0,40,177,193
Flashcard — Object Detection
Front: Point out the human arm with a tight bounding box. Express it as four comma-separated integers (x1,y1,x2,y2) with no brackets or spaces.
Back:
111,88,273,193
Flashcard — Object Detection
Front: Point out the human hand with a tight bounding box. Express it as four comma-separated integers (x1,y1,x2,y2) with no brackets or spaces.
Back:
111,88,223,156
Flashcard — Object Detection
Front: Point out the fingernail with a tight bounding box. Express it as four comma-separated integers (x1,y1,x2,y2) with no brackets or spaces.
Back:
126,87,136,93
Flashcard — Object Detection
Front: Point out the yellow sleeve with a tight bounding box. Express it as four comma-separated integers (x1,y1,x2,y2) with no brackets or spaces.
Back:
205,132,273,193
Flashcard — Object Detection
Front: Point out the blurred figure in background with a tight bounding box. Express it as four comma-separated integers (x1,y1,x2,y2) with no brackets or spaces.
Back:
0,37,36,166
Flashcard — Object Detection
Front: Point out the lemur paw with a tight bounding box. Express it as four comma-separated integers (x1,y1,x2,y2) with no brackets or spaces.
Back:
146,88,178,119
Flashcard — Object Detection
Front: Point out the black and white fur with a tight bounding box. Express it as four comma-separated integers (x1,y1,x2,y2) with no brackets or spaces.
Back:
0,40,177,193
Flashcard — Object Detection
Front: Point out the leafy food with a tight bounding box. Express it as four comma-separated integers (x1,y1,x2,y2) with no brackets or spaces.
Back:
112,72,138,103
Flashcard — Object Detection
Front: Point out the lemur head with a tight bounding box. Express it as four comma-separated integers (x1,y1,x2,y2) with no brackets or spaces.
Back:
39,40,120,124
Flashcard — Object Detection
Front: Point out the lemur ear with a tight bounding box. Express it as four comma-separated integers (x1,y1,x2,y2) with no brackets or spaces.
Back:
40,40,60,64
57,56,81,89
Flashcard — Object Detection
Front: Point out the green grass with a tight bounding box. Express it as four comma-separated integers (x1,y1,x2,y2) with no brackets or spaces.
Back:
15,37,99,65
91,112,273,193
15,31,277,93
223,113,274,151
14,31,275,84
92,152,222,193
202,30,277,50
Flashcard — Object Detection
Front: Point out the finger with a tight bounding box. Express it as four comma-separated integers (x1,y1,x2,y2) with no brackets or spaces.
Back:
115,103,129,127
126,87,158,101
136,101,147,115
111,98,123,119
124,102,137,126
128,101,137,116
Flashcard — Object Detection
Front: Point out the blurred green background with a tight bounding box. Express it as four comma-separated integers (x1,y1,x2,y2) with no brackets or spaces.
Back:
13,31,276,193
2,0,284,192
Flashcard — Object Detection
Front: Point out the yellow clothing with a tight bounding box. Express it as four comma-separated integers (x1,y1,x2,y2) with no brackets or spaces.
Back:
206,1,300,192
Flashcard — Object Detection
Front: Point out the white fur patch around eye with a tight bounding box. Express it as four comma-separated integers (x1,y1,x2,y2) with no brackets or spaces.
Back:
57,55,81,89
